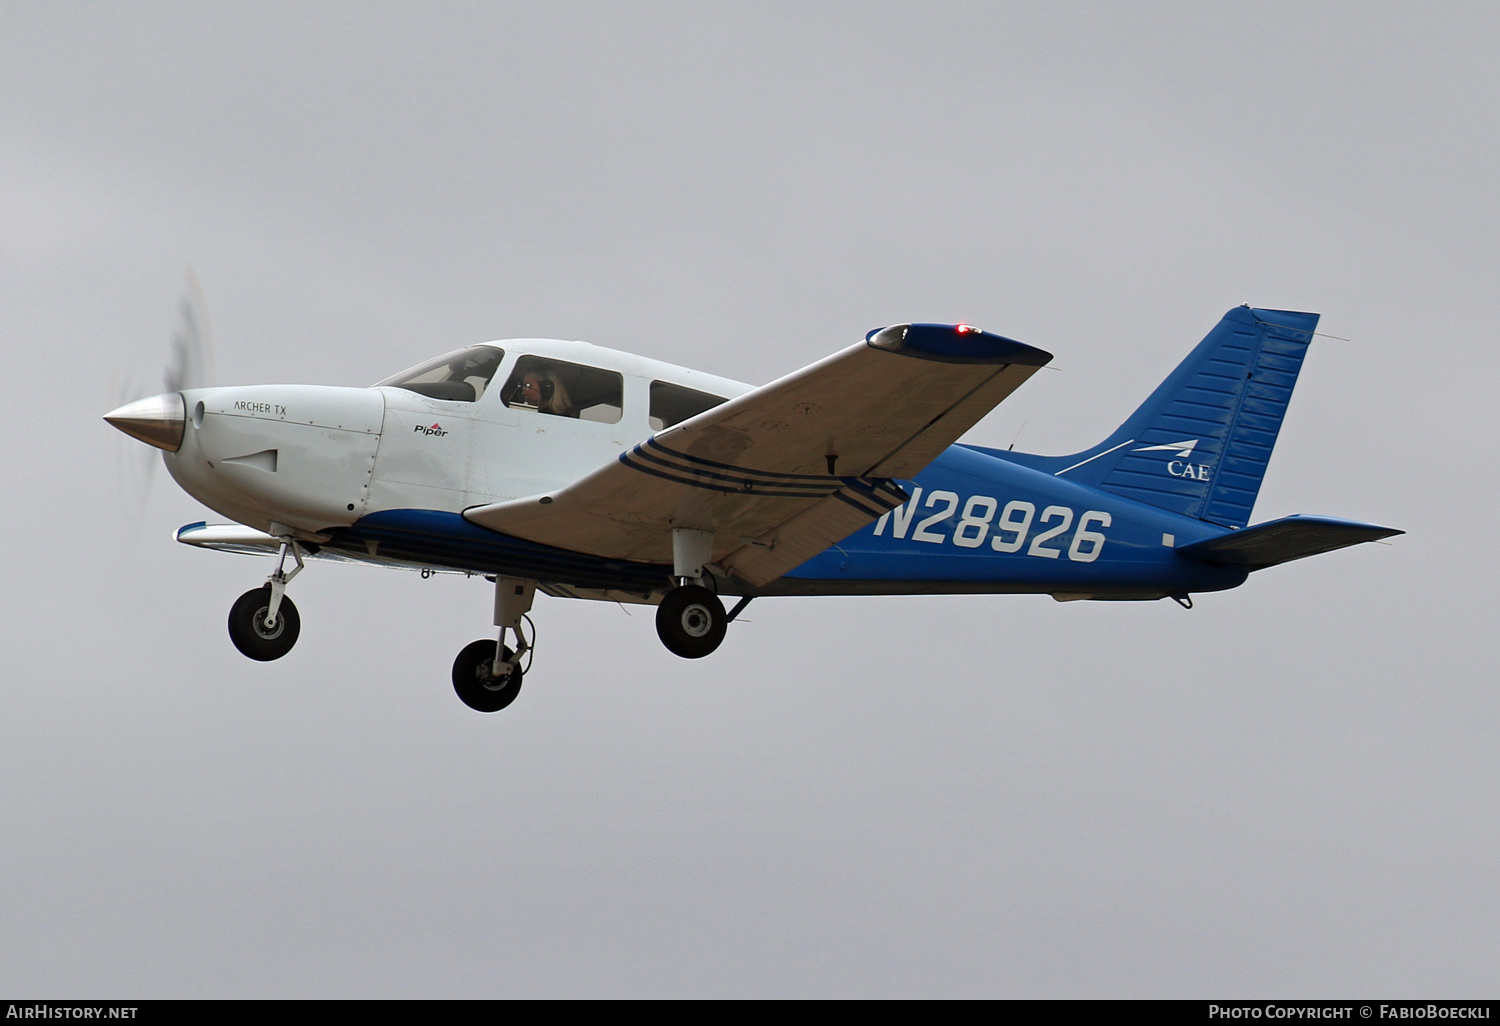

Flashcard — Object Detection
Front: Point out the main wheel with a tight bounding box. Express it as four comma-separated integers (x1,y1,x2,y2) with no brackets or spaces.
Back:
227,585,301,661
452,640,524,712
655,585,727,659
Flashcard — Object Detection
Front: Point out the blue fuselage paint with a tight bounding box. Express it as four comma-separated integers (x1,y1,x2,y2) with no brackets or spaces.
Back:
330,441,1246,599
772,443,1245,595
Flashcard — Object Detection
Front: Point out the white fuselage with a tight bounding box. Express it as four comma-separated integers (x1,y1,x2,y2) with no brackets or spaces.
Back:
164,339,751,539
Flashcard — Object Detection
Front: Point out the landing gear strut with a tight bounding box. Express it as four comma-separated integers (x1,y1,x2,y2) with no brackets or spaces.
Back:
654,526,729,659
227,529,304,661
453,576,535,712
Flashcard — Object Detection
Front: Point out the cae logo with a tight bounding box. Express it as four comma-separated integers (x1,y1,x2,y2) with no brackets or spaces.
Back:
1167,460,1211,481
414,423,448,437
1135,438,1212,482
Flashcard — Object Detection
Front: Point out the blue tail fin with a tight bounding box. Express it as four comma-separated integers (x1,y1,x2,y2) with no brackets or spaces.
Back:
989,306,1318,529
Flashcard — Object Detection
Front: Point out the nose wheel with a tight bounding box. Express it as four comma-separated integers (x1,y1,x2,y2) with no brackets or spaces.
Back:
228,584,301,660
227,530,305,661
655,585,727,658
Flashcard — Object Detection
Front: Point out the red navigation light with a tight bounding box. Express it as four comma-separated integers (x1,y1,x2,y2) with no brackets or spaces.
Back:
955,323,978,334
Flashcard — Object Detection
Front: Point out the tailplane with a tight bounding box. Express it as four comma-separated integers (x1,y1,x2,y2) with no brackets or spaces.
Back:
1176,515,1401,570
990,306,1317,529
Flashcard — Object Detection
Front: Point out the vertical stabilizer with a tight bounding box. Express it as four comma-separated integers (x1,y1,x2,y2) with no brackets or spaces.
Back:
988,306,1317,529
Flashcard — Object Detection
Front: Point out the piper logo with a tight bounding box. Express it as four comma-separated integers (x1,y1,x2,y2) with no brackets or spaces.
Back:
414,423,449,437
1134,439,1211,481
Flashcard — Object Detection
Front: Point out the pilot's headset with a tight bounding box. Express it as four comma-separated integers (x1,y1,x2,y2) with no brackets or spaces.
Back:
512,372,555,406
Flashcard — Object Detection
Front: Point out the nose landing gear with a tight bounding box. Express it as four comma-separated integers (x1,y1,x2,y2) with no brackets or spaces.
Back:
227,529,304,661
227,584,301,660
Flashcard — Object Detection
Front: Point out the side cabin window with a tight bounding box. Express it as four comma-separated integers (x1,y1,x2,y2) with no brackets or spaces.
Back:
650,381,728,431
501,355,624,424
374,346,504,402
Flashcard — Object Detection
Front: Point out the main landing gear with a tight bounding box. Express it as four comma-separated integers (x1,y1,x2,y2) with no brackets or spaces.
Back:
652,526,745,660
448,528,751,712
227,528,304,661
452,640,524,712
452,576,535,713
655,585,726,659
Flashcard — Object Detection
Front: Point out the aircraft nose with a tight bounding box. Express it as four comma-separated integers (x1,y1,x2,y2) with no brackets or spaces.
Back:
103,392,186,452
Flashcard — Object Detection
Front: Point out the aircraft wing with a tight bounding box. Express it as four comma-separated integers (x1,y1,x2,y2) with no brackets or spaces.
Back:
463,323,1052,587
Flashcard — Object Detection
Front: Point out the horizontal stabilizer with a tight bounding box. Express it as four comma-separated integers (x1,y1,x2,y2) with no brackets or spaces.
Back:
1176,515,1402,571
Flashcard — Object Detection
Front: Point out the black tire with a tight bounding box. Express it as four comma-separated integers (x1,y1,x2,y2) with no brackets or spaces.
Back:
227,585,301,661
452,640,524,712
655,585,727,659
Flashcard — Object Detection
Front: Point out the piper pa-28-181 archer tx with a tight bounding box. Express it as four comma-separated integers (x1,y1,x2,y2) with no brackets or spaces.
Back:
105,305,1400,712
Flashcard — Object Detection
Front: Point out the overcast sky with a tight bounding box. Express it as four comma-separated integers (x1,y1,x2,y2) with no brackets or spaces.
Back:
3,1,1496,997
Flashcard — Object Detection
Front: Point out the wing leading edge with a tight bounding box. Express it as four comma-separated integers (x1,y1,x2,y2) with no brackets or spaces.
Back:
464,323,1052,587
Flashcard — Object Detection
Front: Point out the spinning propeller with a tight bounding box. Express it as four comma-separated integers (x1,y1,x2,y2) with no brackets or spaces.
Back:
105,271,217,507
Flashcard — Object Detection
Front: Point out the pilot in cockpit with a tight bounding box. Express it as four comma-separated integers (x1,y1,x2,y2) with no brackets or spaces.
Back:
512,369,575,417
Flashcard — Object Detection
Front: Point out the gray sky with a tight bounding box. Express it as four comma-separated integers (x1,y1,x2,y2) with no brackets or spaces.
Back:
2,1,1495,997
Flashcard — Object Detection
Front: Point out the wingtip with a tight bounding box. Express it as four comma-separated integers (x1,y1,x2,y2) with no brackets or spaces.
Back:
865,322,1051,366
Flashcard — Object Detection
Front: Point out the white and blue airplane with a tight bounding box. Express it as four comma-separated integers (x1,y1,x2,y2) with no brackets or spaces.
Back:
105,305,1400,712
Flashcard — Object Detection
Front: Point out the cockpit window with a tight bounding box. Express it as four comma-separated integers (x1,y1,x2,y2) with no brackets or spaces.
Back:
650,381,728,431
374,346,504,402
501,356,623,424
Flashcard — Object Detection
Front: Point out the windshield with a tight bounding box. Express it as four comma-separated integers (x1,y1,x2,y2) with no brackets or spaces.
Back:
374,346,504,402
